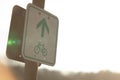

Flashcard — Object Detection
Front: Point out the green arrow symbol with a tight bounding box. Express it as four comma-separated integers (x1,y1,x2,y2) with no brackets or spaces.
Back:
36,18,49,37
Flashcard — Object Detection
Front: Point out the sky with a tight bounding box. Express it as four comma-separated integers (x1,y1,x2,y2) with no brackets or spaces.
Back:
1,0,120,73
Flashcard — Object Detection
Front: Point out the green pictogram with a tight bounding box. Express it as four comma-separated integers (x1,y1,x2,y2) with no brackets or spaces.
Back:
34,41,48,56
36,18,49,37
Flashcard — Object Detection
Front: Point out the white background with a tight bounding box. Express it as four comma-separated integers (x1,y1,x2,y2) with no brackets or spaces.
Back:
0,0,120,72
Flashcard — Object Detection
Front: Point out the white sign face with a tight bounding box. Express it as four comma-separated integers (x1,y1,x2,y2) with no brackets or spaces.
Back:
22,4,59,66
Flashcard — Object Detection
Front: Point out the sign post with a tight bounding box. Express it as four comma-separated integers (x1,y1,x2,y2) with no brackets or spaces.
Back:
7,0,58,80
24,60,39,80
24,0,45,80
32,0,45,8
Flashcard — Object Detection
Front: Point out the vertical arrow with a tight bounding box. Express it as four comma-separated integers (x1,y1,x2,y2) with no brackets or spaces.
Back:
36,18,49,37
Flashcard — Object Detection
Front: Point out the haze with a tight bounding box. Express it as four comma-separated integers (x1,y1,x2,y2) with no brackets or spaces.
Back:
0,0,120,73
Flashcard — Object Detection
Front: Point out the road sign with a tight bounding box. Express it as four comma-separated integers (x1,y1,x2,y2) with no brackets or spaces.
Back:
6,5,26,62
22,3,59,66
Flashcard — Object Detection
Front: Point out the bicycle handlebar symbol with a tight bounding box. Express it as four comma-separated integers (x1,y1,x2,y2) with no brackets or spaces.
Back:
34,42,48,56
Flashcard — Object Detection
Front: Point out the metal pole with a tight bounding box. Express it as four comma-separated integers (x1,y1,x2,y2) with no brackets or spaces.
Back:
32,0,45,9
24,60,38,80
24,0,45,80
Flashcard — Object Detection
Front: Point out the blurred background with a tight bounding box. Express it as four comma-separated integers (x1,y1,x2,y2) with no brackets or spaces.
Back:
1,0,120,80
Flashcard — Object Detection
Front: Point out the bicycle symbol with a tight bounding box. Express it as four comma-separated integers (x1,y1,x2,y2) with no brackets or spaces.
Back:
34,42,48,56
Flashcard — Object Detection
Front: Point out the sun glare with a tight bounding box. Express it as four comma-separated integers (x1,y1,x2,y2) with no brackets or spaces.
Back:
0,62,16,80
1,0,120,74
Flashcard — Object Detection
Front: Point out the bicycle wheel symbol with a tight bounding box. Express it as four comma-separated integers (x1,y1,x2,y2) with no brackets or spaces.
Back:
42,48,48,56
34,45,40,54
34,42,48,57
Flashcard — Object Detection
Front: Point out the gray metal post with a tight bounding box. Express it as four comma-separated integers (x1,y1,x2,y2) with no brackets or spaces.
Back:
24,60,39,80
32,0,45,8
24,0,45,80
